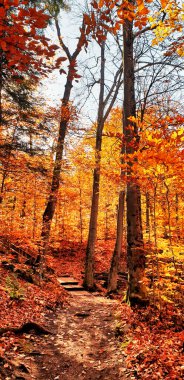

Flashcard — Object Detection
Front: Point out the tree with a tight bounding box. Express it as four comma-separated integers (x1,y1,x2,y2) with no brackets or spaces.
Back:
0,98,57,206
108,184,125,293
0,0,58,122
41,8,89,244
83,32,123,289
96,0,183,304
108,4,184,293
122,6,148,305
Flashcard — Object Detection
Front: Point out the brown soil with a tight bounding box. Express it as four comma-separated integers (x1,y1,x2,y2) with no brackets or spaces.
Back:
20,294,128,380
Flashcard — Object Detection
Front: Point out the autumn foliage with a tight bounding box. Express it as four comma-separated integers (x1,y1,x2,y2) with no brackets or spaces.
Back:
0,0,58,80
0,0,183,379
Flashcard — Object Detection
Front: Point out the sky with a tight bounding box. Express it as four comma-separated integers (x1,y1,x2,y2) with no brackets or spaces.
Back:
39,1,184,134
40,3,95,120
39,1,122,128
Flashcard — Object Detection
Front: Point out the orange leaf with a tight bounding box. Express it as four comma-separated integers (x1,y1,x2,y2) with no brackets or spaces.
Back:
0,41,7,51
99,0,105,7
160,0,168,8
137,0,145,12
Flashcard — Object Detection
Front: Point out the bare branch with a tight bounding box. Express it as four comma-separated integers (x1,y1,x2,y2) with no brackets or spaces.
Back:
134,25,157,39
55,17,71,60
103,65,122,108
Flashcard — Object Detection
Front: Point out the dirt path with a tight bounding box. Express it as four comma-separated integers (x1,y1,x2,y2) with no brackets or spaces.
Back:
28,294,128,380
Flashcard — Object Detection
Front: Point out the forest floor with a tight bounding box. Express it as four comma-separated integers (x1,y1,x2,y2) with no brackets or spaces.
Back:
0,237,183,379
26,293,129,380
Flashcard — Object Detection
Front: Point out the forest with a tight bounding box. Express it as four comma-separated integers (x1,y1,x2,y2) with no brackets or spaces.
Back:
0,0,183,379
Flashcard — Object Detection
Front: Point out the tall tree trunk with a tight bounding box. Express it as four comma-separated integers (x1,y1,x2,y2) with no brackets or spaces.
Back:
108,190,125,292
123,12,148,306
83,33,123,289
108,104,125,293
41,70,73,243
83,41,105,289
41,15,87,247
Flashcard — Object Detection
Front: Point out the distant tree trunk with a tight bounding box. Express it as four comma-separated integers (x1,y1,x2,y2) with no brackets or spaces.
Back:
175,193,179,223
105,200,109,241
146,192,150,234
20,180,27,230
29,132,33,156
20,199,26,219
33,178,37,240
108,190,125,292
175,192,179,239
41,70,73,243
61,198,66,240
9,195,16,228
0,127,16,205
79,178,83,244
55,208,58,230
123,13,148,305
153,184,157,251
83,41,105,289
0,170,6,204
161,186,169,239
145,191,151,243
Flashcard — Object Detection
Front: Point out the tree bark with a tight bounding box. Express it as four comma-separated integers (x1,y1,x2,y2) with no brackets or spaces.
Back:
123,11,148,306
175,192,179,239
83,35,123,289
108,105,125,293
78,177,83,244
41,70,73,243
0,51,2,127
32,176,37,240
105,201,109,241
41,15,87,246
83,42,105,289
108,190,125,292
0,127,16,205
146,192,150,234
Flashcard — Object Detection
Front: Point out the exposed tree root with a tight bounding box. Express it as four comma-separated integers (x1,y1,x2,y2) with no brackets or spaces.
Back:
0,322,53,336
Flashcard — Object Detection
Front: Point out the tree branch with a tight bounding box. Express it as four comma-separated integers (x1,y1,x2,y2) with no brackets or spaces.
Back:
103,65,123,109
135,61,184,73
72,16,86,60
55,17,71,60
134,11,167,39
134,25,157,39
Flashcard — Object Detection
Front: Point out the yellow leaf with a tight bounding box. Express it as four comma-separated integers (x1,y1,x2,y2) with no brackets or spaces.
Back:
172,131,177,139
5,178,12,184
